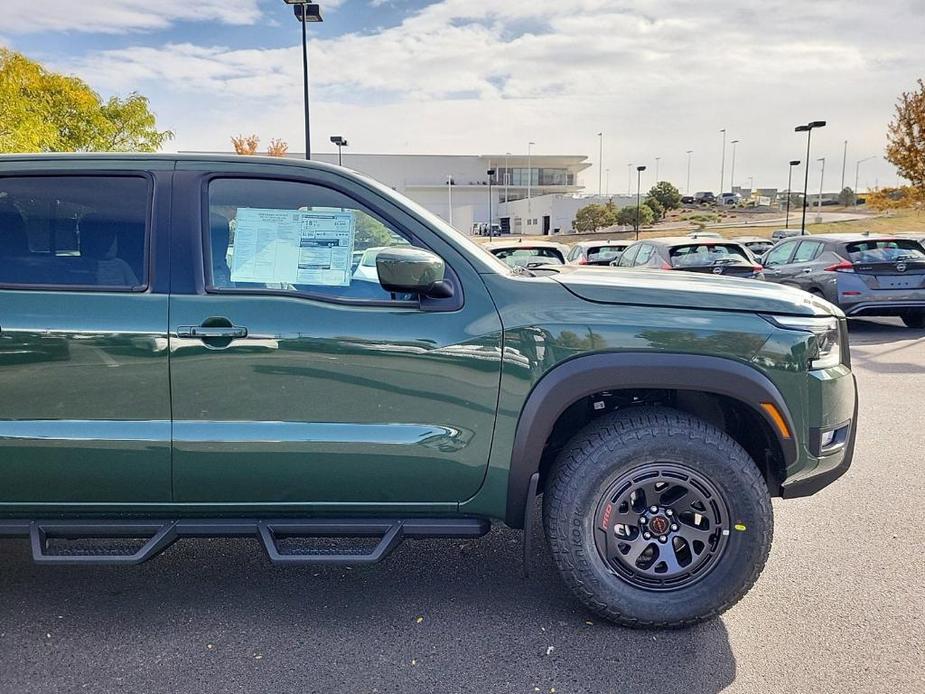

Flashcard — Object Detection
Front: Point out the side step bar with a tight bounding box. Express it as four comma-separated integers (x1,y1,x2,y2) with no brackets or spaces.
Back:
0,518,490,567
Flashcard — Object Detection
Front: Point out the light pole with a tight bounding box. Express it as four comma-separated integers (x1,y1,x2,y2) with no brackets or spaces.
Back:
504,152,511,204
817,157,826,216
685,150,693,194
329,135,348,165
730,140,740,192
446,174,453,226
597,132,604,196
487,169,496,239
719,128,727,194
635,165,647,240
605,169,610,196
284,1,323,160
655,157,661,181
795,120,826,235
527,141,535,217
785,159,800,228
855,156,876,207
840,140,848,193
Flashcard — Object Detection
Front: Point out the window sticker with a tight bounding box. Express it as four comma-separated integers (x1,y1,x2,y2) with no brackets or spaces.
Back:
230,208,355,286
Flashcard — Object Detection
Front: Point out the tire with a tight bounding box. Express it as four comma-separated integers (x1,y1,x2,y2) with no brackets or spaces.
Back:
543,406,773,629
901,311,925,329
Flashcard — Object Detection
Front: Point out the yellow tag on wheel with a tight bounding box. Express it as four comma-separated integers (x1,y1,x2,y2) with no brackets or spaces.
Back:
734,523,747,531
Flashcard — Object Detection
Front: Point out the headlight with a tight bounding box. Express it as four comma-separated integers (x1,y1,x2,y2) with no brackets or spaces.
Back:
764,315,842,370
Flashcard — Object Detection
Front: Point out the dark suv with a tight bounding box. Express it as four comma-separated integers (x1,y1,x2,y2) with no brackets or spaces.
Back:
0,154,858,628
761,233,925,327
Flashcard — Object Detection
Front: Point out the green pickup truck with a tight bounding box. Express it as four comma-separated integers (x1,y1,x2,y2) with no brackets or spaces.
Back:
0,154,857,628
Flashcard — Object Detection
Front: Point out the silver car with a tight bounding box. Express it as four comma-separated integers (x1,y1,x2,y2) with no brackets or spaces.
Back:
761,233,925,328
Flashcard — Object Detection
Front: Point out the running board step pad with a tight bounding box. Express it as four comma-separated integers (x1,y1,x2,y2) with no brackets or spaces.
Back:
0,518,489,567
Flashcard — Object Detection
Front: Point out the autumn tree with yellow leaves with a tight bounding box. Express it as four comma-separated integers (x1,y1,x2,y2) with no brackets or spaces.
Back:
886,79,925,193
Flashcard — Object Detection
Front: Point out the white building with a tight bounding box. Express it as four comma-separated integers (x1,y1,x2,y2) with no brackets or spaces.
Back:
308,153,592,234
192,151,593,234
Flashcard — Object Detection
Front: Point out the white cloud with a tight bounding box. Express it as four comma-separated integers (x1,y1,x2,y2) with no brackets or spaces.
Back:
48,0,925,190
1,0,265,33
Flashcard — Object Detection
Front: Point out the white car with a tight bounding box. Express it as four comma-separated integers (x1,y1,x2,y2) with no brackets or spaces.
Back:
352,246,390,282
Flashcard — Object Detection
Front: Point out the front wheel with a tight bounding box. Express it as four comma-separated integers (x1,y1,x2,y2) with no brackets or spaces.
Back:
543,407,773,628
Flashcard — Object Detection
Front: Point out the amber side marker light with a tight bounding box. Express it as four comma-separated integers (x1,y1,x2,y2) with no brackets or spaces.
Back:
761,403,793,440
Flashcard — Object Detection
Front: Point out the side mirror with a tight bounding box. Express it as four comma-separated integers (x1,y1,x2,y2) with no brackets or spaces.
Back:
376,247,450,297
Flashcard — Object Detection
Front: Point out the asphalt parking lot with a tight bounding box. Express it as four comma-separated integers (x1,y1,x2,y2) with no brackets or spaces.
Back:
1,318,923,694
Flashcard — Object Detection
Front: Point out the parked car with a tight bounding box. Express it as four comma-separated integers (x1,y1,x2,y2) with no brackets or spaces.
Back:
0,153,858,629
694,191,716,205
482,239,568,268
566,240,631,266
771,228,802,241
760,233,925,327
718,192,741,207
735,236,775,257
614,237,765,279
680,195,696,205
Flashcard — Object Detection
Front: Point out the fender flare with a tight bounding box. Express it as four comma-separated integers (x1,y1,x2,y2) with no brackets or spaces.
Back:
504,352,798,527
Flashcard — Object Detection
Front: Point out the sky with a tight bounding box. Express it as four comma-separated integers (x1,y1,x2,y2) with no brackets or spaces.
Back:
2,0,922,193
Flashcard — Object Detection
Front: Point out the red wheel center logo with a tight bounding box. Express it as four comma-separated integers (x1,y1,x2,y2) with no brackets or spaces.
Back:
649,516,670,535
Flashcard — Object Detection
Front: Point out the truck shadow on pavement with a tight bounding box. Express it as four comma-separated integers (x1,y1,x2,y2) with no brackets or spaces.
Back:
0,510,736,694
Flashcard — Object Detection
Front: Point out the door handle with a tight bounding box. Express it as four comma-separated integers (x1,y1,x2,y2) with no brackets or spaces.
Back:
801,268,814,274
177,326,248,339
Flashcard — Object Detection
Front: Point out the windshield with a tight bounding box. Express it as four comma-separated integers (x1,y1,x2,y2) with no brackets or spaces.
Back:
670,244,751,267
845,239,925,262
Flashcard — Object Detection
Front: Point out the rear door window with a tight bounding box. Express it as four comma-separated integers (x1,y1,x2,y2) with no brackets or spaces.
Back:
617,244,640,267
634,244,655,266
845,239,925,262
792,241,824,263
0,175,149,289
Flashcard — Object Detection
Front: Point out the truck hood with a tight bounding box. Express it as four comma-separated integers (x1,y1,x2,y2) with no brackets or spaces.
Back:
548,266,836,316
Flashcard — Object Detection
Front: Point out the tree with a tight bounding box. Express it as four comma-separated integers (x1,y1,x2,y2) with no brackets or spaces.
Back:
0,49,172,153
231,134,260,155
572,202,618,232
886,79,925,192
615,204,655,228
838,187,856,206
647,181,683,213
266,138,289,157
865,186,925,212
644,196,665,220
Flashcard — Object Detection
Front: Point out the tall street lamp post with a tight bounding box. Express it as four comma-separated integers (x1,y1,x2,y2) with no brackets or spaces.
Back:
330,135,348,165
685,150,693,194
817,157,826,216
447,175,453,226
719,129,727,194
635,165,647,240
794,120,826,235
504,152,511,204
487,169,496,239
730,140,740,192
284,1,323,160
785,159,800,229
840,140,848,193
855,156,876,207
